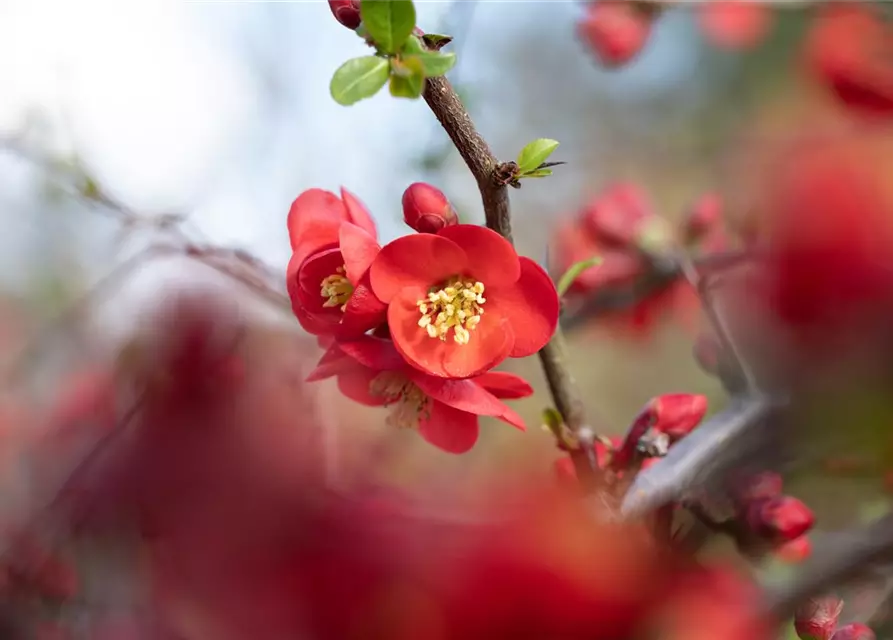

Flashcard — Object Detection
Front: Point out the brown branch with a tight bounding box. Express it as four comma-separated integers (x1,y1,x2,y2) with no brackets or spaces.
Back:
422,75,598,484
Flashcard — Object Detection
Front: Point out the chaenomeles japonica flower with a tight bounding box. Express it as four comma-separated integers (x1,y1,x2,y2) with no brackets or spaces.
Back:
308,334,532,453
368,224,560,378
286,187,387,338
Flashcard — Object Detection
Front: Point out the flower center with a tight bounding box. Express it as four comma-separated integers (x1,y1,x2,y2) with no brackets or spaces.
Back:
369,371,430,430
320,266,354,311
416,276,486,345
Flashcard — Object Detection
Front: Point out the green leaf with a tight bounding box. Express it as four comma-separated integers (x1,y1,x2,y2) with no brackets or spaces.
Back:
411,51,456,77
389,73,424,99
401,34,426,55
516,138,560,174
330,56,390,106
556,256,603,297
421,33,453,50
389,57,424,98
361,0,416,54
520,168,552,178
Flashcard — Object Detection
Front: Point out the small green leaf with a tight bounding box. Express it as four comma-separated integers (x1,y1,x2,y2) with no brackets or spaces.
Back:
330,56,390,106
389,57,424,98
516,138,560,174
411,51,456,77
556,256,603,297
521,168,552,178
401,34,426,55
361,0,416,54
421,33,453,50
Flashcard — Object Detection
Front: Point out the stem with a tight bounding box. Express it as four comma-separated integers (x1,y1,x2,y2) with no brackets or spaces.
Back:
423,75,598,483
764,514,893,621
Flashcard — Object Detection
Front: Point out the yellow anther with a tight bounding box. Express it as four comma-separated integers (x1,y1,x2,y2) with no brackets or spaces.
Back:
319,265,354,311
417,276,486,345
369,372,430,429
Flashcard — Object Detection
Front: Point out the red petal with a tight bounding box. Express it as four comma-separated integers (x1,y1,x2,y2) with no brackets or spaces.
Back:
487,257,559,358
494,405,526,431
337,366,388,407
299,247,344,302
287,189,345,250
388,286,513,378
650,393,708,440
339,221,380,285
340,187,377,238
292,219,343,268
409,373,510,417
699,1,771,50
473,371,533,399
369,234,467,303
287,254,337,336
436,225,521,287
305,353,354,382
419,401,479,453
336,275,387,339
336,335,406,371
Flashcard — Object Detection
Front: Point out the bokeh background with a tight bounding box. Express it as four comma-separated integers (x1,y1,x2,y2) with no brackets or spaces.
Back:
0,1,887,516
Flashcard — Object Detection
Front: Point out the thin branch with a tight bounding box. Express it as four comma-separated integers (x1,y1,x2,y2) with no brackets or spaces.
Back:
422,75,599,484
764,514,893,622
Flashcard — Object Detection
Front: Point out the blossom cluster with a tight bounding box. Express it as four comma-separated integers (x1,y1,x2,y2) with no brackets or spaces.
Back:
578,1,893,118
286,182,559,452
550,182,727,339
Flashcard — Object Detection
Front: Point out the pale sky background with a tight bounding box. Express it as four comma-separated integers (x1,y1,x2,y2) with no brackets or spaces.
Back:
0,0,703,336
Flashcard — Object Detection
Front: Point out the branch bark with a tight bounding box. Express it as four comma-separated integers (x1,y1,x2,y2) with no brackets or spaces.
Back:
423,75,597,483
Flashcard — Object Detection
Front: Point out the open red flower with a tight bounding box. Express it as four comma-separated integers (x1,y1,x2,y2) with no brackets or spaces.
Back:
308,335,532,453
286,188,387,338
369,225,559,378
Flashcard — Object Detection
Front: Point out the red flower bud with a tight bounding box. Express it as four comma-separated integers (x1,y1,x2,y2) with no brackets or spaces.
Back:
648,393,708,440
683,193,723,244
794,595,844,640
755,496,815,542
831,623,876,640
328,0,361,30
578,1,653,68
775,536,812,564
402,182,458,233
699,2,772,50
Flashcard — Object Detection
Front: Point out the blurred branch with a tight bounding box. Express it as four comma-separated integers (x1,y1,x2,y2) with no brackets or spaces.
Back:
422,74,602,486
764,515,893,622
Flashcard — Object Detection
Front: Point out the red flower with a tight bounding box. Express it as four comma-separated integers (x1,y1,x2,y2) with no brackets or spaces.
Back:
750,495,815,542
806,4,893,118
699,2,772,50
552,220,645,297
286,188,387,338
795,595,844,640
308,335,532,453
369,225,559,378
582,182,655,248
578,1,653,68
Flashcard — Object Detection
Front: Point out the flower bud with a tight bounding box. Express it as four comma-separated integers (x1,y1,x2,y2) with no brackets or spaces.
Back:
328,0,361,30
648,393,708,440
794,595,844,640
831,624,876,640
402,182,458,233
683,193,723,244
775,535,812,564
578,1,653,68
755,496,815,542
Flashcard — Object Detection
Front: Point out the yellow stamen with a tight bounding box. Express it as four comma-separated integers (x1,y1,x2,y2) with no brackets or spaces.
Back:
369,372,430,430
416,277,485,345
320,265,354,311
